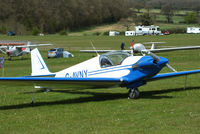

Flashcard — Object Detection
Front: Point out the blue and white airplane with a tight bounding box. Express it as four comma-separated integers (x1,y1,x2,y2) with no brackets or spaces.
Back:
0,43,200,99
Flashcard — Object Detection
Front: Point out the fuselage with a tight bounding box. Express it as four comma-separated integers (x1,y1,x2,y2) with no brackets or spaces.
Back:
4,46,30,57
30,50,169,89
55,51,169,84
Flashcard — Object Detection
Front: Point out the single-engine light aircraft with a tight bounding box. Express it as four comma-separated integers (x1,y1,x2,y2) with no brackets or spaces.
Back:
0,43,200,100
80,42,200,54
0,41,52,60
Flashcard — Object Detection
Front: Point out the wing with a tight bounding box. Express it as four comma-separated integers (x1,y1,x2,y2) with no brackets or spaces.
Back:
149,70,200,81
80,46,200,53
0,77,124,89
80,50,131,53
80,50,117,53
27,44,53,47
0,47,6,54
0,46,7,48
149,46,200,53
16,44,52,48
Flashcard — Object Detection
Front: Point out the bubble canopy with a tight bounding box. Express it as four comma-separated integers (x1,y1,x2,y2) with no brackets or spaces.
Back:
99,51,131,68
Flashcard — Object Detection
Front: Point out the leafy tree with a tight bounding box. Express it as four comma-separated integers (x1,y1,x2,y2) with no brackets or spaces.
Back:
161,3,174,23
139,13,153,26
59,30,68,35
0,25,7,34
32,27,40,36
184,12,197,24
134,2,143,13
118,18,133,30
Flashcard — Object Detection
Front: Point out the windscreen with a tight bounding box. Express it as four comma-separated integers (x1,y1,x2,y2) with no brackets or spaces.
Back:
100,51,130,68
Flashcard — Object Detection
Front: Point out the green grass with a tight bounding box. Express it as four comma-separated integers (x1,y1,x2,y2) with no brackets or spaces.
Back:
156,15,185,24
137,8,197,16
0,34,200,133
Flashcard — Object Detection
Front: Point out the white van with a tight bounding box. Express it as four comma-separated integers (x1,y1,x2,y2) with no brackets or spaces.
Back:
187,27,200,34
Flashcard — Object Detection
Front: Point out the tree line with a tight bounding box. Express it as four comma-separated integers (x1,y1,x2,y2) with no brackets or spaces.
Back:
0,0,132,34
132,0,200,12
0,0,199,34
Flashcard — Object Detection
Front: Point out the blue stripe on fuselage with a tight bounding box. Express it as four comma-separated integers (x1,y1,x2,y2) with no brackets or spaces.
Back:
88,65,132,76
89,64,133,74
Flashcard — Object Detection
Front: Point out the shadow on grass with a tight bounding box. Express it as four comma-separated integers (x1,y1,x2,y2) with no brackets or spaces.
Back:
0,86,200,110
141,86,200,99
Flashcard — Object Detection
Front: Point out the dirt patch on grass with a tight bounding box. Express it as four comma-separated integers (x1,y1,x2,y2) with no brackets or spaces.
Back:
90,24,127,32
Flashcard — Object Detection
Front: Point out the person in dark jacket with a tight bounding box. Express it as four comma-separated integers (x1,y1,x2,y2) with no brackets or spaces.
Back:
121,42,125,50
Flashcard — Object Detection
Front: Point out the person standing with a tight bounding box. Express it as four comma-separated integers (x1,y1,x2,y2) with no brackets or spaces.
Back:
121,42,125,50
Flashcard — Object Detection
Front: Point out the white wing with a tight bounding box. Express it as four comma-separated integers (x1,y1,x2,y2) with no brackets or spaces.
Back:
80,50,131,53
80,46,200,53
149,46,200,53
16,44,52,48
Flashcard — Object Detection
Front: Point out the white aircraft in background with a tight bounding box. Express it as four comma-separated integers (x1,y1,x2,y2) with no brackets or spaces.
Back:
0,43,200,101
80,42,200,54
0,41,52,60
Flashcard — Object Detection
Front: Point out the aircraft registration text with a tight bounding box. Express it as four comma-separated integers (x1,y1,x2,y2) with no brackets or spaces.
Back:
65,70,88,78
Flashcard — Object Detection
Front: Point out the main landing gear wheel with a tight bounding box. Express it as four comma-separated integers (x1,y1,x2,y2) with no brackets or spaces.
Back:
128,88,140,99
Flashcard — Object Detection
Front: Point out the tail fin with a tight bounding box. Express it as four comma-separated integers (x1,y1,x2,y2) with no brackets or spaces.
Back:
31,48,51,76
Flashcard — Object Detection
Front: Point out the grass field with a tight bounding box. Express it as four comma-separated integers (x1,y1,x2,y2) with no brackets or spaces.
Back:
0,34,200,134
136,9,195,15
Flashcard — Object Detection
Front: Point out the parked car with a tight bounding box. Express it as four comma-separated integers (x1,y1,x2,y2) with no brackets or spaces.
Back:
63,51,74,58
7,31,16,36
164,30,170,35
47,48,74,58
47,48,64,58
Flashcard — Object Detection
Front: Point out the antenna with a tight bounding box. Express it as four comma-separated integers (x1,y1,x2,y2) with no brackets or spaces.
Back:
151,43,155,50
90,40,99,56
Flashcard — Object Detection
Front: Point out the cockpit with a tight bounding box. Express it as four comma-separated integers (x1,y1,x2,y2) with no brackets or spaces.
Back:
99,51,130,68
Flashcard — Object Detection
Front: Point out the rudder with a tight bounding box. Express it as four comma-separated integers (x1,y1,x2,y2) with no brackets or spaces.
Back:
31,48,51,76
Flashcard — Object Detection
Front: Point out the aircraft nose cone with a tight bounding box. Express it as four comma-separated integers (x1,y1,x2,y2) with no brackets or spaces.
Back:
158,57,169,68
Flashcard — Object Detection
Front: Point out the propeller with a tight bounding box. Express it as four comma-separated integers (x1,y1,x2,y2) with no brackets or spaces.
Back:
132,43,177,72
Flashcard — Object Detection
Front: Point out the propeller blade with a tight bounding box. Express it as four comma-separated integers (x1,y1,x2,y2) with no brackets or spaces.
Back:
166,64,177,72
142,50,160,62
